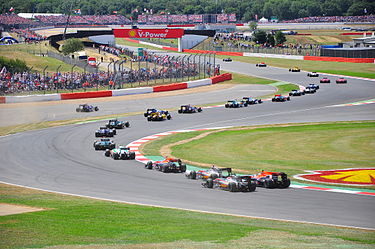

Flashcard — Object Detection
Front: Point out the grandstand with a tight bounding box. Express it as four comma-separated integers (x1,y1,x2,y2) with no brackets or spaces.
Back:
136,14,237,24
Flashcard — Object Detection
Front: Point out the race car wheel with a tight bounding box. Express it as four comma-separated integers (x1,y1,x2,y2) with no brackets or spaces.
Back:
265,179,275,189
178,110,182,113
280,179,291,188
104,150,110,157
198,108,202,112
129,152,136,160
162,166,168,173
206,178,214,188
94,107,99,111
113,154,119,160
125,122,130,128
287,97,290,101
180,164,186,173
189,170,197,179
248,181,257,192
145,161,153,169
225,104,229,108
76,108,80,112
167,115,171,120
147,117,152,121
228,182,237,192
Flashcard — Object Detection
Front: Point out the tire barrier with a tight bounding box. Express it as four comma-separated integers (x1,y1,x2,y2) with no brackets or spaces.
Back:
1,74,231,104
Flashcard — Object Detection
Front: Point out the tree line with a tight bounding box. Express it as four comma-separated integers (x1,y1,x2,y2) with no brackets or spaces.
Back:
0,0,373,21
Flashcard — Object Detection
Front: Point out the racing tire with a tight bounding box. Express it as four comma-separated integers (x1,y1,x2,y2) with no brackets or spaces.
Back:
280,178,291,188
125,122,130,128
113,154,119,160
287,97,290,101
95,133,100,137
265,179,275,189
198,108,202,112
248,181,257,192
206,178,214,188
244,103,248,107
94,107,99,111
178,110,182,114
228,182,237,192
190,170,197,179
162,166,168,173
129,152,136,160
145,161,153,169
147,117,152,121
76,108,80,112
104,150,110,157
180,164,186,173
225,104,229,108
167,115,171,120
95,146,99,151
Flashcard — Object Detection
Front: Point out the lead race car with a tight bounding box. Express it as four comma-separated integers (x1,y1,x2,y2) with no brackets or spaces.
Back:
106,119,130,129
289,67,300,72
145,158,186,173
105,146,136,160
93,138,115,150
178,105,202,114
202,175,257,192
225,100,248,108
95,126,116,137
76,104,99,112
251,171,291,189
272,95,290,102
185,167,232,180
242,97,263,105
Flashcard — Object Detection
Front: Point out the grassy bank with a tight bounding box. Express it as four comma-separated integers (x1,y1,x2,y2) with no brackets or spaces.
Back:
141,121,375,189
0,183,373,249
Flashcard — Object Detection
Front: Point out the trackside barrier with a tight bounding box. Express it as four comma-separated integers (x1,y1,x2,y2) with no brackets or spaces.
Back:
340,33,372,35
0,74,232,103
5,94,61,103
186,78,212,88
210,73,232,84
60,90,112,100
153,82,188,92
243,52,304,60
304,56,375,63
112,87,153,96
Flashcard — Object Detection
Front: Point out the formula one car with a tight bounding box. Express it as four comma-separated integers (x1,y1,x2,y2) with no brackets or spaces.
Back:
93,138,115,150
178,105,202,114
336,78,347,84
76,104,99,112
242,97,263,105
303,86,316,94
202,175,257,192
256,62,267,67
223,58,232,62
185,167,232,180
95,126,116,137
225,100,248,108
147,111,172,121
307,72,319,77
251,171,291,188
106,119,130,129
105,146,136,160
272,95,290,102
320,77,331,83
144,108,170,117
307,83,320,90
289,67,300,72
289,89,305,96
145,158,186,173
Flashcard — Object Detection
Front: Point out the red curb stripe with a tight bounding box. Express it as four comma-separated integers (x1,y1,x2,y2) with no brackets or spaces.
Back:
0,96,5,104
304,186,332,190
358,192,375,196
60,90,112,100
153,82,187,92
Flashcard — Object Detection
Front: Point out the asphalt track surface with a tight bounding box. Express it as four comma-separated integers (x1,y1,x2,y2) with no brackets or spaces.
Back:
1,59,375,230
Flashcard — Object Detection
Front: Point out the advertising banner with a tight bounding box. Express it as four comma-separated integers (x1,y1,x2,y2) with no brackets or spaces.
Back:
113,29,184,38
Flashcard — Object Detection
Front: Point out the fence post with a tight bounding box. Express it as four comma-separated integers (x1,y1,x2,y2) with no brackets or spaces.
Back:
56,65,62,93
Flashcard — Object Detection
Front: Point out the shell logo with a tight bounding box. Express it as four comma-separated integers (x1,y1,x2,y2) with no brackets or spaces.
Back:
128,30,137,37
295,168,375,186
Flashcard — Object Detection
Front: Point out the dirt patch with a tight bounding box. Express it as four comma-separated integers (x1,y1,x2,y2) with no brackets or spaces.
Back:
0,203,45,216
0,84,234,108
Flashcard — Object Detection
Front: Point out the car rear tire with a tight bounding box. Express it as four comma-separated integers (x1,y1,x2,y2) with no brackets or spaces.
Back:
162,166,168,173
95,107,99,111
228,182,237,192
265,179,275,189
145,161,153,169
180,164,186,173
129,152,136,160
248,181,257,192
206,178,214,188
125,122,130,128
280,179,291,188
190,170,197,179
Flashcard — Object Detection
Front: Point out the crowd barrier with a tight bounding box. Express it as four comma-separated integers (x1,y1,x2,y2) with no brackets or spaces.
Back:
304,56,375,63
1,74,232,104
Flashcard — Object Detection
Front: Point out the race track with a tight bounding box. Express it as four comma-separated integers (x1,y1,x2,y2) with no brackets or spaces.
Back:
1,59,374,229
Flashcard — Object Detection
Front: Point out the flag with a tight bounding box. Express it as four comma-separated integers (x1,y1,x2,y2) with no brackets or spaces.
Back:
9,7,14,12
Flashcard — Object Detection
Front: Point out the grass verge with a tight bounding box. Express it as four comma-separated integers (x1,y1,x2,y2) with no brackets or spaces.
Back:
0,183,374,249
141,121,375,190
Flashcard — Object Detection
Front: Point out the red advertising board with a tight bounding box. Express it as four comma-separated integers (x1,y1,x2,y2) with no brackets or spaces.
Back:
113,29,184,38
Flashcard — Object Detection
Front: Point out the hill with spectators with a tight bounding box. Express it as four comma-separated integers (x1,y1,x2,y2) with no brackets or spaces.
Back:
0,0,373,23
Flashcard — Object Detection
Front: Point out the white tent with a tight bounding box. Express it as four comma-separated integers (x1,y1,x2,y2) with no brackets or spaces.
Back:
258,17,268,23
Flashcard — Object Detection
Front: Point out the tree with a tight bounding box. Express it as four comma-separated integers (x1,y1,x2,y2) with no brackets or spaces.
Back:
274,31,286,45
249,21,257,31
252,30,267,44
61,39,84,55
267,33,275,46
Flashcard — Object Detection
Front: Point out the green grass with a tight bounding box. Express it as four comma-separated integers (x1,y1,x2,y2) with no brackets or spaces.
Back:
0,183,374,249
141,121,375,189
116,38,165,50
0,43,82,73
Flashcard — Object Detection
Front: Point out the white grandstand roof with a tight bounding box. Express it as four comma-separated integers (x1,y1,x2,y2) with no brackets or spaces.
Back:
18,13,63,19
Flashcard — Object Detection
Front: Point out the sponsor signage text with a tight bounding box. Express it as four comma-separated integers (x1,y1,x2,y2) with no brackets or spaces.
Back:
113,29,184,38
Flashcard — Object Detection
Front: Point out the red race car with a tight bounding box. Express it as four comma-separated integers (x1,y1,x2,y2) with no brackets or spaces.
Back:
320,77,331,83
336,78,347,84
256,62,267,67
251,171,291,188
272,95,290,102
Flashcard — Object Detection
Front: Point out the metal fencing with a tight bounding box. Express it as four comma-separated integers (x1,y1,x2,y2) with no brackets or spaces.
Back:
47,51,98,73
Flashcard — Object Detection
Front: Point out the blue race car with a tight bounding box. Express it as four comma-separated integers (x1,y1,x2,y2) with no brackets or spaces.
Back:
76,104,99,112
93,138,116,150
95,126,116,137
242,97,263,105
178,105,202,114
106,119,130,129
225,100,248,108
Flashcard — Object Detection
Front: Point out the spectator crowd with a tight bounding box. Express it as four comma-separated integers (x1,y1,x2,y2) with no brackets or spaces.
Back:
137,13,236,24
283,15,375,23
